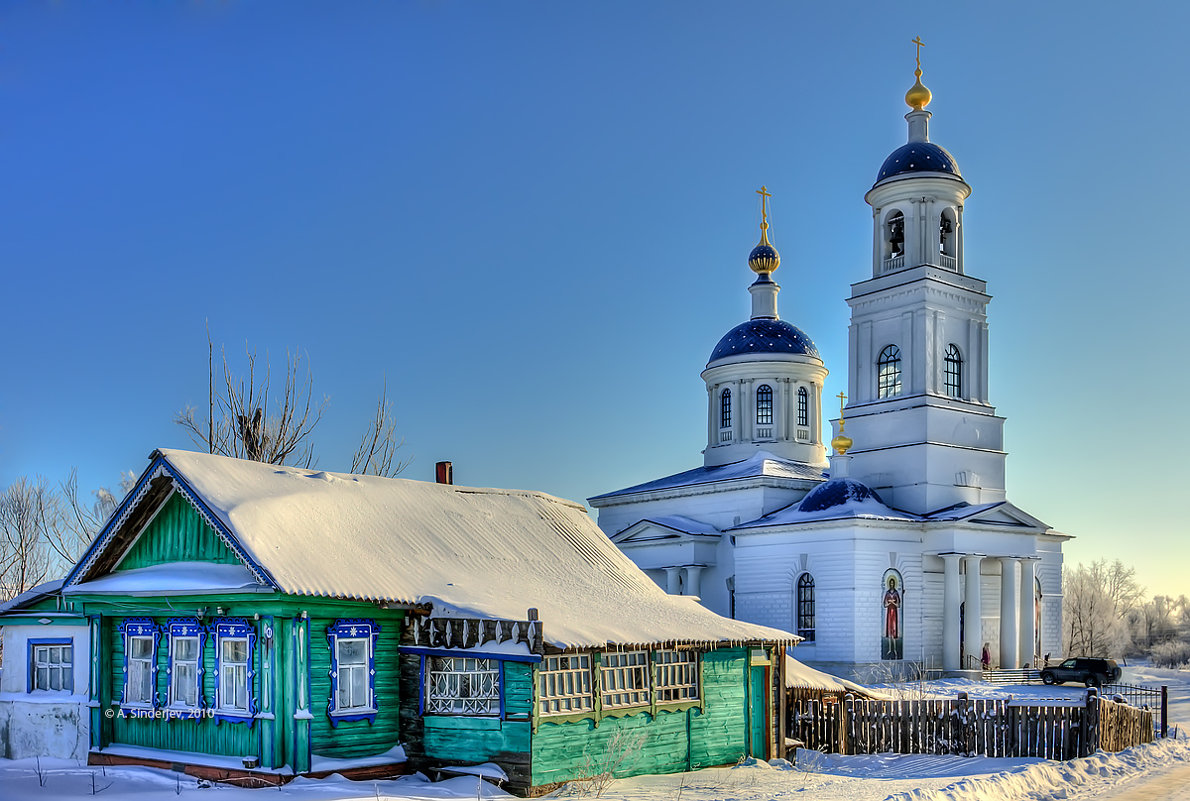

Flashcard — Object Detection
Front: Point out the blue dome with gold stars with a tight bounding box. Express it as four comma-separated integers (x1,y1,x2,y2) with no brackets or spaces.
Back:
708,319,820,365
876,142,961,184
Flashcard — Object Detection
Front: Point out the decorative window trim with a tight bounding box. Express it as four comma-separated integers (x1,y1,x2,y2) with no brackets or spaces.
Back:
538,653,593,718
119,618,159,708
719,388,732,430
166,619,205,710
654,650,699,705
27,638,73,694
424,655,502,717
797,386,809,427
212,618,257,725
326,619,381,726
599,650,650,711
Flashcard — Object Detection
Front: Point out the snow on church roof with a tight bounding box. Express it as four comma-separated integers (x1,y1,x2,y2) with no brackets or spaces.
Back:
733,477,917,528
590,451,825,502
71,449,797,651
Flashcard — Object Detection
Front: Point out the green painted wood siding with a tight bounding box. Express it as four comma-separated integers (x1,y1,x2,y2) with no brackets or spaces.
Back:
118,493,238,571
107,617,257,758
308,616,402,759
531,648,749,787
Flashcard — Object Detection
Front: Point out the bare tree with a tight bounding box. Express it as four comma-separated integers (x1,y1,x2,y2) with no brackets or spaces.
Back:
0,478,55,598
176,340,408,475
176,345,327,467
350,379,410,478
47,469,136,565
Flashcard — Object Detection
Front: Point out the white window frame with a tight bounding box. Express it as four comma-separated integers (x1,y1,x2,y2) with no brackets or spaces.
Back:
126,635,155,707
600,650,650,709
538,654,593,716
169,635,201,709
334,637,372,713
217,636,251,714
425,656,501,716
30,641,73,693
654,650,699,703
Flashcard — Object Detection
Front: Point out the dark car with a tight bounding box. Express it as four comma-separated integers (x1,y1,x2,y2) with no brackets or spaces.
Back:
1040,657,1122,687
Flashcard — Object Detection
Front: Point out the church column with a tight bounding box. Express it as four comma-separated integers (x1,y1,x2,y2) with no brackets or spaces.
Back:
956,205,965,274
942,554,962,672
707,385,715,450
733,380,744,443
999,557,1020,669
1019,559,1037,667
684,566,704,599
774,379,785,440
979,323,990,401
814,383,823,444
665,567,682,595
963,555,983,670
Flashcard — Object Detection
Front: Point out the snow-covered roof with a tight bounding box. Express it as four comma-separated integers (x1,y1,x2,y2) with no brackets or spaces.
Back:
0,578,65,615
783,654,887,698
69,562,266,595
590,451,825,502
734,478,918,528
621,515,722,539
67,449,798,651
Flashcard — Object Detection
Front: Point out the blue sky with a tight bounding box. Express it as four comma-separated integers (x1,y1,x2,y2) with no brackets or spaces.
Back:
1,3,1187,597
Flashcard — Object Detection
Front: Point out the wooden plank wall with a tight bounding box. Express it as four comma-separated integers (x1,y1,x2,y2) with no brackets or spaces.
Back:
117,493,239,570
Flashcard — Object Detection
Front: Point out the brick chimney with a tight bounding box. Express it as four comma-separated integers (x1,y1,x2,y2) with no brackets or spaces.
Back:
435,461,453,485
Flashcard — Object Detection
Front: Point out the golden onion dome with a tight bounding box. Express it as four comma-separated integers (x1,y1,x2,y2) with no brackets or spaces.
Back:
905,68,932,110
748,223,781,275
831,432,853,456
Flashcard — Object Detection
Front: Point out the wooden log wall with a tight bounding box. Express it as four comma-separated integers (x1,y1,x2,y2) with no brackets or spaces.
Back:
789,691,1154,761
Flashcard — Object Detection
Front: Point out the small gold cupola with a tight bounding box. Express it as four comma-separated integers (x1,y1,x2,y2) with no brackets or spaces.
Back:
905,36,932,111
831,391,853,455
748,185,781,275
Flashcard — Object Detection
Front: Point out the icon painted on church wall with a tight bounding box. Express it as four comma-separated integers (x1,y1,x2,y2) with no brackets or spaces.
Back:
882,569,904,660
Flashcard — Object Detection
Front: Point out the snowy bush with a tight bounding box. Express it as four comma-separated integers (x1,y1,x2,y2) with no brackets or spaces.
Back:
1150,639,1190,668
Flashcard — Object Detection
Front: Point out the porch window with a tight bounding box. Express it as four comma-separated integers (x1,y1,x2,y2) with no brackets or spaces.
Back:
167,619,204,709
654,650,699,702
600,650,650,709
119,618,158,707
538,654,593,716
327,619,381,725
426,657,500,716
212,618,256,721
28,639,73,693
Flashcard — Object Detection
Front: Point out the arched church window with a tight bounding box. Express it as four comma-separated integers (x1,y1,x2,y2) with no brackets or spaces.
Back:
756,385,773,425
939,209,957,257
796,573,815,642
885,211,905,262
877,346,902,399
797,387,809,427
720,388,732,429
944,344,962,398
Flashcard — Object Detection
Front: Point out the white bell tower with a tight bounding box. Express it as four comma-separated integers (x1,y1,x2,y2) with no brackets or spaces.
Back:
834,50,1006,514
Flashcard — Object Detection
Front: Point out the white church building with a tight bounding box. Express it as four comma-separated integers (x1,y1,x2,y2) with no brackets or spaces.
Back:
590,63,1069,680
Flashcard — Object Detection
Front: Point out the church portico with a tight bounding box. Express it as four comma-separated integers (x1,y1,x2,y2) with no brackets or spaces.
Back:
592,46,1072,682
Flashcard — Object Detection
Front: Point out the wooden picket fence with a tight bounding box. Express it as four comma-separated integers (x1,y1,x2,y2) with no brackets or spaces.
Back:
789,691,1153,760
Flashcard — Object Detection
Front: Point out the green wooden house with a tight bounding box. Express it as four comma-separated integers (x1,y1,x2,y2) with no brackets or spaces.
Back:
44,449,796,793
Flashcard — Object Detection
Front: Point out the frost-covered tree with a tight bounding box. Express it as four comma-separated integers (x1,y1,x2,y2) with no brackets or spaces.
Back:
1063,559,1144,657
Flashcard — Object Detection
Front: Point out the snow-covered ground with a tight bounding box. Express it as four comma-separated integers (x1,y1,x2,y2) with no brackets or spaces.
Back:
2,664,1187,801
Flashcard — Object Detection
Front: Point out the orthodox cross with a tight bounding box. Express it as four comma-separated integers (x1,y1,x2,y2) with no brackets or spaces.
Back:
912,36,925,70
756,185,772,224
836,391,848,425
